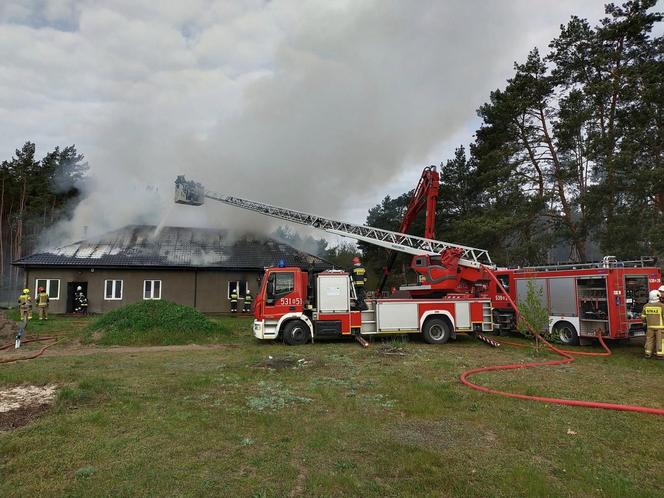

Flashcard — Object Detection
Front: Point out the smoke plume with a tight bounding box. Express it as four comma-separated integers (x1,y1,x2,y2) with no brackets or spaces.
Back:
0,0,609,248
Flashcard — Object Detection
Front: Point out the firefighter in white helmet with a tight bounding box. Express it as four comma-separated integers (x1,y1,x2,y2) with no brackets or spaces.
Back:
243,289,252,313
641,289,664,359
74,286,88,314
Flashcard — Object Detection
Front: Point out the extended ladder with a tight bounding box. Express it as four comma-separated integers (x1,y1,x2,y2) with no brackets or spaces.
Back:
174,177,493,269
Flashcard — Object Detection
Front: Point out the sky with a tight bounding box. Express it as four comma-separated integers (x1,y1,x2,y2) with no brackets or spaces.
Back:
0,0,616,248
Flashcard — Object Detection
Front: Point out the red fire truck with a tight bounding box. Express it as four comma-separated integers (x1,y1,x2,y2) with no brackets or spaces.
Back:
250,267,492,344
174,176,661,347
174,176,495,345
488,257,662,344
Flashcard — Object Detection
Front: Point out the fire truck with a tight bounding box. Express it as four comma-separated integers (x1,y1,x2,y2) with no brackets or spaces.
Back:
173,175,661,347
174,176,495,345
488,257,662,345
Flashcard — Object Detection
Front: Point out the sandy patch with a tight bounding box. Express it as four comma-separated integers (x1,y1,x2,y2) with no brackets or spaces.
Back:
0,384,58,413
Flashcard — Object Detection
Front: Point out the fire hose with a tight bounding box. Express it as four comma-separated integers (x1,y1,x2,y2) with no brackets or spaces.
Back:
460,267,664,416
0,336,61,364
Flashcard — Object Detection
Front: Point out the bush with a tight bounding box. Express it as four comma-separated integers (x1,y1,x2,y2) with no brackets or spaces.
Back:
517,279,551,350
85,300,227,346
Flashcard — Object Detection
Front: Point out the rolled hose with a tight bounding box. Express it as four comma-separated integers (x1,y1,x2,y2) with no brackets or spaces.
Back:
460,267,664,416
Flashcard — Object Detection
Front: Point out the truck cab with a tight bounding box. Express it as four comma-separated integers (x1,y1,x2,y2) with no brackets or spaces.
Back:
253,267,308,341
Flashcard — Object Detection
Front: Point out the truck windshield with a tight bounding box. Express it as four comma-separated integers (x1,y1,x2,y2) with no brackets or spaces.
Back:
266,272,294,303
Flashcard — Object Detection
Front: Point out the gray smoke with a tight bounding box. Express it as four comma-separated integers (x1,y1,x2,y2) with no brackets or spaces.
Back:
1,0,609,248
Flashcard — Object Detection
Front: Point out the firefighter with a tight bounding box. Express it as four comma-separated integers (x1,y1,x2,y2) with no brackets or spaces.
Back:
74,286,88,314
17,288,32,321
641,289,664,359
230,288,238,313
37,286,50,320
243,289,252,313
351,256,368,311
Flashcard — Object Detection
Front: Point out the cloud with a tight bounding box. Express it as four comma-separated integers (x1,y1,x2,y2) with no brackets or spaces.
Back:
0,0,610,248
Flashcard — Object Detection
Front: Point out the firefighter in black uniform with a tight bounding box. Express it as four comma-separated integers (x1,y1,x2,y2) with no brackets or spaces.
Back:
351,256,368,310
74,286,88,314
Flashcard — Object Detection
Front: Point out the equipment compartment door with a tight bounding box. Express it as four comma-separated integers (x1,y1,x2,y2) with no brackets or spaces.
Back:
455,302,471,329
317,275,350,312
549,278,577,316
376,302,418,331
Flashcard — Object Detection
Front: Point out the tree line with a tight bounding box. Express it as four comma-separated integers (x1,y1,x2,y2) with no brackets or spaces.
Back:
363,1,663,288
0,142,88,296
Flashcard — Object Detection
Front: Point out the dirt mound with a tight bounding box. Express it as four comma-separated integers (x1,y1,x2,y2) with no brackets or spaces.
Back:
86,300,227,346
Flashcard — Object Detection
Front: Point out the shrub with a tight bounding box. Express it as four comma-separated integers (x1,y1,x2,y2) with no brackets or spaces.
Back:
517,279,551,350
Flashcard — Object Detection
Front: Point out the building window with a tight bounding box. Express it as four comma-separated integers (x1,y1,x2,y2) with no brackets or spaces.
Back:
228,281,249,299
144,280,161,300
105,280,123,300
35,279,60,300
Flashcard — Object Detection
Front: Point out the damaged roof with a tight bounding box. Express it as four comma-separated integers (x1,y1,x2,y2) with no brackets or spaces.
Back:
14,225,333,270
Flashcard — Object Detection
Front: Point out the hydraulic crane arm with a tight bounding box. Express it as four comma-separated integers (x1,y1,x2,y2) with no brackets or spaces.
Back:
379,165,439,292
403,165,440,240
174,176,492,268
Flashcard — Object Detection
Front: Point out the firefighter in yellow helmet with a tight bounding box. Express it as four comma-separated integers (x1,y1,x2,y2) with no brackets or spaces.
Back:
37,286,50,320
641,289,664,359
230,288,238,313
351,256,368,311
17,288,32,321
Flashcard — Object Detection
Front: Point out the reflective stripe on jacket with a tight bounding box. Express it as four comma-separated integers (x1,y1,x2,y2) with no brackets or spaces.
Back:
642,302,664,329
230,293,238,302
352,265,367,286
38,292,49,306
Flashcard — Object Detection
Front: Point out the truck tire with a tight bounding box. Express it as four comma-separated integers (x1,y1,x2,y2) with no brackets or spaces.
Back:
422,318,451,344
282,320,310,346
553,320,579,346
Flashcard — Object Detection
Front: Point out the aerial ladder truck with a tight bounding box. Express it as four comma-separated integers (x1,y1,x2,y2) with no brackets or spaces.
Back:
174,176,499,345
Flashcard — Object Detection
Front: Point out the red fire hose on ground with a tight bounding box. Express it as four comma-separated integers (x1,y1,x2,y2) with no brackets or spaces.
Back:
0,336,61,364
460,267,664,416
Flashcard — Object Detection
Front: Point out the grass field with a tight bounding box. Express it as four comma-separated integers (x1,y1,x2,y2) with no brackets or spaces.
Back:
1,315,664,497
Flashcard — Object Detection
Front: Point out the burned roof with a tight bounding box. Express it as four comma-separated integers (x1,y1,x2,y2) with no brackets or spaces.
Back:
14,225,333,270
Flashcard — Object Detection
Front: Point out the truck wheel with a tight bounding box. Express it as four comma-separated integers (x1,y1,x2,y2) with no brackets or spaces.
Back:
282,320,310,346
422,318,451,344
553,321,579,346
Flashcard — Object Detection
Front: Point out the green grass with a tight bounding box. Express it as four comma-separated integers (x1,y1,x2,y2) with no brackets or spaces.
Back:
4,309,87,339
1,318,664,497
84,300,229,346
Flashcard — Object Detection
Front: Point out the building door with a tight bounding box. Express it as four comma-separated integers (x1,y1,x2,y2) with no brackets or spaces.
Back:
67,282,88,313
